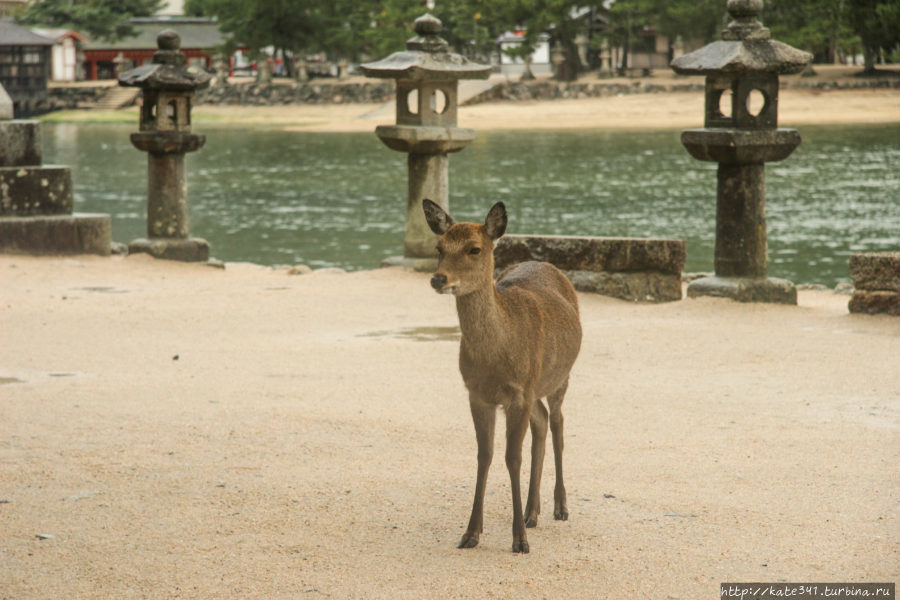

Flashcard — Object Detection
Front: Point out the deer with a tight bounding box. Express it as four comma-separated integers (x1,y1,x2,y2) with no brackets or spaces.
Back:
422,199,582,553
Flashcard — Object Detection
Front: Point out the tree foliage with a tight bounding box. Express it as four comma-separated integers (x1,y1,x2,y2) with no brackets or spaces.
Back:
845,0,900,71
25,0,896,74
18,0,164,41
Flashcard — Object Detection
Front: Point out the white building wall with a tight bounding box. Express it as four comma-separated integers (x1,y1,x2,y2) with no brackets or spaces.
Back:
156,0,184,16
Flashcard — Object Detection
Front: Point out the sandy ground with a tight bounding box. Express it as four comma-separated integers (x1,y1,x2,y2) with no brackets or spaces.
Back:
189,87,900,133
47,66,900,132
1,254,897,598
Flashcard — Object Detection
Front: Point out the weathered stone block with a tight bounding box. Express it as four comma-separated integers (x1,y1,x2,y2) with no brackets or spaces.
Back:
848,290,900,316
128,237,210,262
0,213,111,255
563,270,682,303
494,235,685,275
0,121,42,167
0,166,73,216
849,252,900,292
687,275,797,304
493,235,686,302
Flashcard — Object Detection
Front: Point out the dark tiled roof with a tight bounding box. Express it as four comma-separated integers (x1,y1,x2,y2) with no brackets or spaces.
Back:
83,17,225,51
0,20,56,46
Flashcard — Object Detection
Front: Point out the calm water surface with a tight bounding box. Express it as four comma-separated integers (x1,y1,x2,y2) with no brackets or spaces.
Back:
43,122,899,286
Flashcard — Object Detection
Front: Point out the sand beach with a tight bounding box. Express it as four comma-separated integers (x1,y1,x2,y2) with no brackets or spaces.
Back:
1,254,898,598
2,73,899,597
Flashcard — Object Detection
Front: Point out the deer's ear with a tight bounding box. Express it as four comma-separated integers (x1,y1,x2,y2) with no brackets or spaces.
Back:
423,199,454,235
484,202,507,240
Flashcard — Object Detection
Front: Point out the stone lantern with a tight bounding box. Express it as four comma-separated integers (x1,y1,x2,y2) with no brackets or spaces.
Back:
119,30,212,262
671,0,811,304
361,13,490,269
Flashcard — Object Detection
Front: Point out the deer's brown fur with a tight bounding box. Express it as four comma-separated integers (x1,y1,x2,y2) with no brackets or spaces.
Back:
423,199,582,553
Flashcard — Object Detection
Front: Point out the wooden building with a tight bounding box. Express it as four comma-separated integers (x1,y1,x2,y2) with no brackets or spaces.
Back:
82,17,223,80
31,28,90,82
0,20,54,116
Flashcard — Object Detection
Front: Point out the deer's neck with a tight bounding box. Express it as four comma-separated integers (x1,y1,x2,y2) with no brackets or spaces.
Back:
455,283,507,357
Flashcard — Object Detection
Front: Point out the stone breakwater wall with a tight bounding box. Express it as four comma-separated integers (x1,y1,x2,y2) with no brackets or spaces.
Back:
46,76,900,109
467,80,703,103
46,86,108,110
196,81,395,106
466,77,900,104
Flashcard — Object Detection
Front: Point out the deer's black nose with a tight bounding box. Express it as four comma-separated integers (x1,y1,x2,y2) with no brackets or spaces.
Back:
430,274,447,291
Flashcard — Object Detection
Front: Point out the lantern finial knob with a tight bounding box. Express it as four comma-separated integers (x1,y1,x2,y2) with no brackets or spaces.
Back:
406,13,449,52
152,29,186,66
723,0,769,40
414,13,442,36
157,29,181,50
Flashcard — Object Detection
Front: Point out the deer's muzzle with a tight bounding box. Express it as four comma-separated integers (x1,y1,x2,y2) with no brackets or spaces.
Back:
430,273,447,291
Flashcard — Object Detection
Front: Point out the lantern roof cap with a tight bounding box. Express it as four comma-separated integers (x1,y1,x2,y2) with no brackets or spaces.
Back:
670,0,811,76
118,30,211,91
360,13,491,81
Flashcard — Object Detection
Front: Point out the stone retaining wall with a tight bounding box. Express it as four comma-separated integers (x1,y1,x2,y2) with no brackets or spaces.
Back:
494,234,686,303
46,76,900,109
466,77,900,104
197,81,395,106
466,81,704,103
46,86,109,110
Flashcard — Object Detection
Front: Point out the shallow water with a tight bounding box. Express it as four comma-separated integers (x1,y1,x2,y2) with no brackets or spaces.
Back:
43,122,899,286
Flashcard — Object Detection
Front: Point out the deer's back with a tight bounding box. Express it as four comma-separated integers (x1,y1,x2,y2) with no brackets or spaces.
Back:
485,261,582,398
496,261,579,312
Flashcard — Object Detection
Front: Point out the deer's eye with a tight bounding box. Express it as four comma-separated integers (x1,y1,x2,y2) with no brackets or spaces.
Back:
468,247,481,256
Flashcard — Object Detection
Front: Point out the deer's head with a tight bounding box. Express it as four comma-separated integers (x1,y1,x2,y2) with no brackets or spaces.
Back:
423,199,507,296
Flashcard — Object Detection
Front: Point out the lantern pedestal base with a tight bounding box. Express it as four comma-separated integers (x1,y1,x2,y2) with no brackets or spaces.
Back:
128,237,209,262
0,213,111,256
687,275,797,305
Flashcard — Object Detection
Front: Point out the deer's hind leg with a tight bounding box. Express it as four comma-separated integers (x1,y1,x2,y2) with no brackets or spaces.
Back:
548,380,569,521
525,399,549,528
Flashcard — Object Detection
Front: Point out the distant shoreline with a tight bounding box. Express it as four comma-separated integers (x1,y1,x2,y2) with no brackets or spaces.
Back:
41,87,900,133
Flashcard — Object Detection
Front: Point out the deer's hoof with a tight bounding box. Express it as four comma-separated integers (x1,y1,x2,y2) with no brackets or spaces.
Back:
457,533,479,549
553,509,569,521
525,517,538,528
512,539,530,554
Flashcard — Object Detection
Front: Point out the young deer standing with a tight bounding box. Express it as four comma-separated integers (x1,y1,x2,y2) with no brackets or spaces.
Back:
423,199,582,553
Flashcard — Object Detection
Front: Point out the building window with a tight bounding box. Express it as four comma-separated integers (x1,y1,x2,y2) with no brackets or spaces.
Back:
23,49,42,64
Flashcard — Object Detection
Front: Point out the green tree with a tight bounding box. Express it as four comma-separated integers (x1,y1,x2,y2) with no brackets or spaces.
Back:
607,0,728,70
186,0,326,76
607,0,657,72
435,0,504,62
657,0,727,45
485,0,607,80
18,0,164,41
845,0,900,72
354,0,423,59
765,0,858,64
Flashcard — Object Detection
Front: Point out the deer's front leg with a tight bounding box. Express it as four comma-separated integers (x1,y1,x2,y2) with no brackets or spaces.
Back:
459,396,496,549
505,394,533,553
